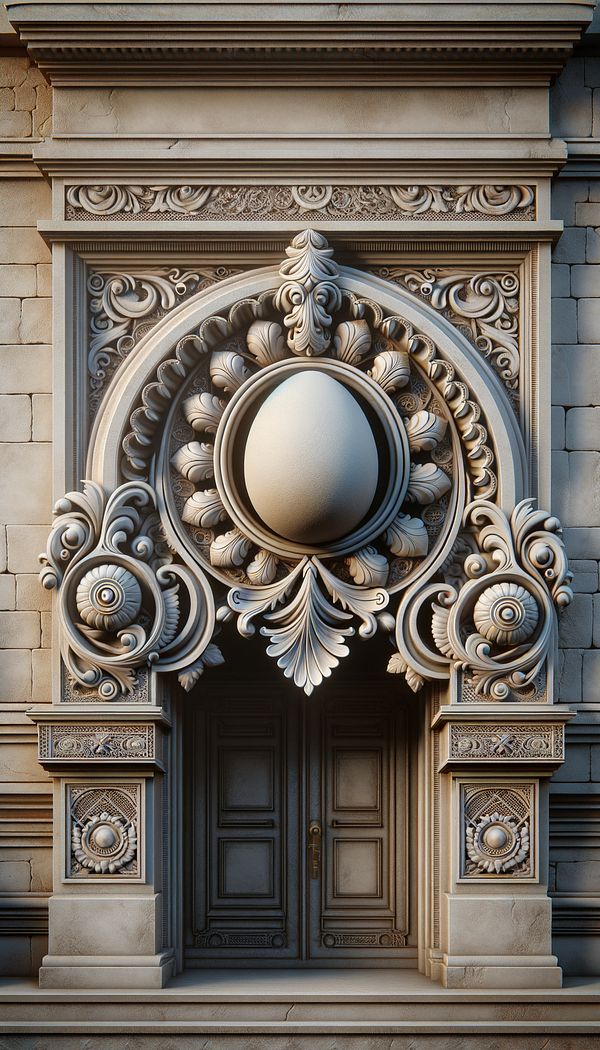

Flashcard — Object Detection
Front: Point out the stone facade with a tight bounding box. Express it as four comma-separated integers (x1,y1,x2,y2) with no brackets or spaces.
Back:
0,0,600,1043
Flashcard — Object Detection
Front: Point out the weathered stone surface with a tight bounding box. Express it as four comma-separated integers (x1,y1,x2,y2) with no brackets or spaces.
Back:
0,228,50,264
577,202,600,227
551,57,592,137
587,227,600,263
571,559,599,593
0,346,51,393
552,297,578,344
31,647,51,701
552,226,587,264
552,742,590,782
0,611,40,648
0,442,51,523
0,180,51,227
552,347,600,406
558,593,593,648
0,110,31,136
566,407,600,449
19,298,51,344
583,649,600,702
556,860,600,892
6,524,51,573
571,263,600,298
558,647,583,702
552,406,565,449
0,298,21,344
551,177,589,225
577,298,600,343
0,649,31,701
31,393,51,441
0,395,30,441
564,527,600,559
552,263,570,297
0,264,36,298
16,573,50,611
0,573,15,610
36,264,51,297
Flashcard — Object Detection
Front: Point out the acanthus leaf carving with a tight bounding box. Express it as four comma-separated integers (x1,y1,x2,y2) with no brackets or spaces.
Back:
274,229,342,355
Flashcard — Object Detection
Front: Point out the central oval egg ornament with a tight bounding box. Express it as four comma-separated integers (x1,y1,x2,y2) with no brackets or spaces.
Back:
243,370,380,545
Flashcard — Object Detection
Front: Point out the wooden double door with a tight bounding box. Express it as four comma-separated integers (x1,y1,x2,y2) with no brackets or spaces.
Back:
184,671,415,966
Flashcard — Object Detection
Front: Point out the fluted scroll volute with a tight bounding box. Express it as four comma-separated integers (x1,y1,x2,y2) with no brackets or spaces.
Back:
39,481,217,698
388,499,573,699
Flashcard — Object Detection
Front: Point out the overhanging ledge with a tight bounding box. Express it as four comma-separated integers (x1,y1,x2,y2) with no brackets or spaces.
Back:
3,970,600,1036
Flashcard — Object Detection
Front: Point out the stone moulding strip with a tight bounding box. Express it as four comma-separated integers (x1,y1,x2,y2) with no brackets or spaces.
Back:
64,183,536,222
447,723,564,762
37,723,158,765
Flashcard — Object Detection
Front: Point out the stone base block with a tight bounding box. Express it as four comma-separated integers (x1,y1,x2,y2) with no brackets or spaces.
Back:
39,952,176,989
441,954,562,988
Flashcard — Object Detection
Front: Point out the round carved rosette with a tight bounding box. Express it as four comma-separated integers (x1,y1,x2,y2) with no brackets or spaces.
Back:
76,564,143,632
466,811,530,875
473,581,539,647
72,810,137,875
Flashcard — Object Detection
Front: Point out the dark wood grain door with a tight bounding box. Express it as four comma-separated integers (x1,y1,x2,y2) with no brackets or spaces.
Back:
185,672,412,966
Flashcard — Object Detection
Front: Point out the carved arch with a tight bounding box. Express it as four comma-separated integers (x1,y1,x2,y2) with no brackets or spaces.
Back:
42,232,569,701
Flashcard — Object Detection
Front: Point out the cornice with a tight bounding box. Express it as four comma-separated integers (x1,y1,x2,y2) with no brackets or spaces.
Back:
5,1,594,85
32,135,569,181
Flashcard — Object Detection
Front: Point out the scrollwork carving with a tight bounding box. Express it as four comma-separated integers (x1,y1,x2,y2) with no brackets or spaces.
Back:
66,183,535,222
381,267,521,392
389,499,572,700
39,481,217,699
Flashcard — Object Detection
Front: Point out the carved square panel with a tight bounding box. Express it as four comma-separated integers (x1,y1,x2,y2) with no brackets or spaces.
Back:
458,781,537,882
65,780,142,882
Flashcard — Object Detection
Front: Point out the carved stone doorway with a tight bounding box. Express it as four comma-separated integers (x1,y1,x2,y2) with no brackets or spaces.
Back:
183,634,418,968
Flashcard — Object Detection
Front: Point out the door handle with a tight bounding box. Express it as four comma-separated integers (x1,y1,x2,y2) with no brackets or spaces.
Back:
308,820,322,880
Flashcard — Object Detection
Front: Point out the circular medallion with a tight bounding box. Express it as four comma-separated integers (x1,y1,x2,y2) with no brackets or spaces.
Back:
214,357,410,560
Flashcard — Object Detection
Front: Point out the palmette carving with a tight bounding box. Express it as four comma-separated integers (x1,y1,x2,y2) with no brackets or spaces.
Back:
390,499,573,699
39,481,217,698
274,229,342,355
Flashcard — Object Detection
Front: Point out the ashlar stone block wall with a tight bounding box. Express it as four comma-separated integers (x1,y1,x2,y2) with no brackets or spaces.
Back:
0,44,53,976
550,47,600,974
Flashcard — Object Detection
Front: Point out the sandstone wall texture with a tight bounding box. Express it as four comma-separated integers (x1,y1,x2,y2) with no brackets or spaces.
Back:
0,48,53,977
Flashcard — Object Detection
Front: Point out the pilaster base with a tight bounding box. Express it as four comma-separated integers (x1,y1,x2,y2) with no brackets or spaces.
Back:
39,952,176,989
440,954,562,989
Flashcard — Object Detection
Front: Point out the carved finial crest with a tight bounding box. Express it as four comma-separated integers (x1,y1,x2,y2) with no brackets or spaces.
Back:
274,229,342,356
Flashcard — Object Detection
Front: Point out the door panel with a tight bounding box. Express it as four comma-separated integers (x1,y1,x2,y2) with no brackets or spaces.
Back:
308,698,409,958
185,683,412,966
186,697,300,959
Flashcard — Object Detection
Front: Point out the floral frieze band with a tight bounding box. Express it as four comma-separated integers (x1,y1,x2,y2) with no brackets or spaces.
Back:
65,183,536,222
